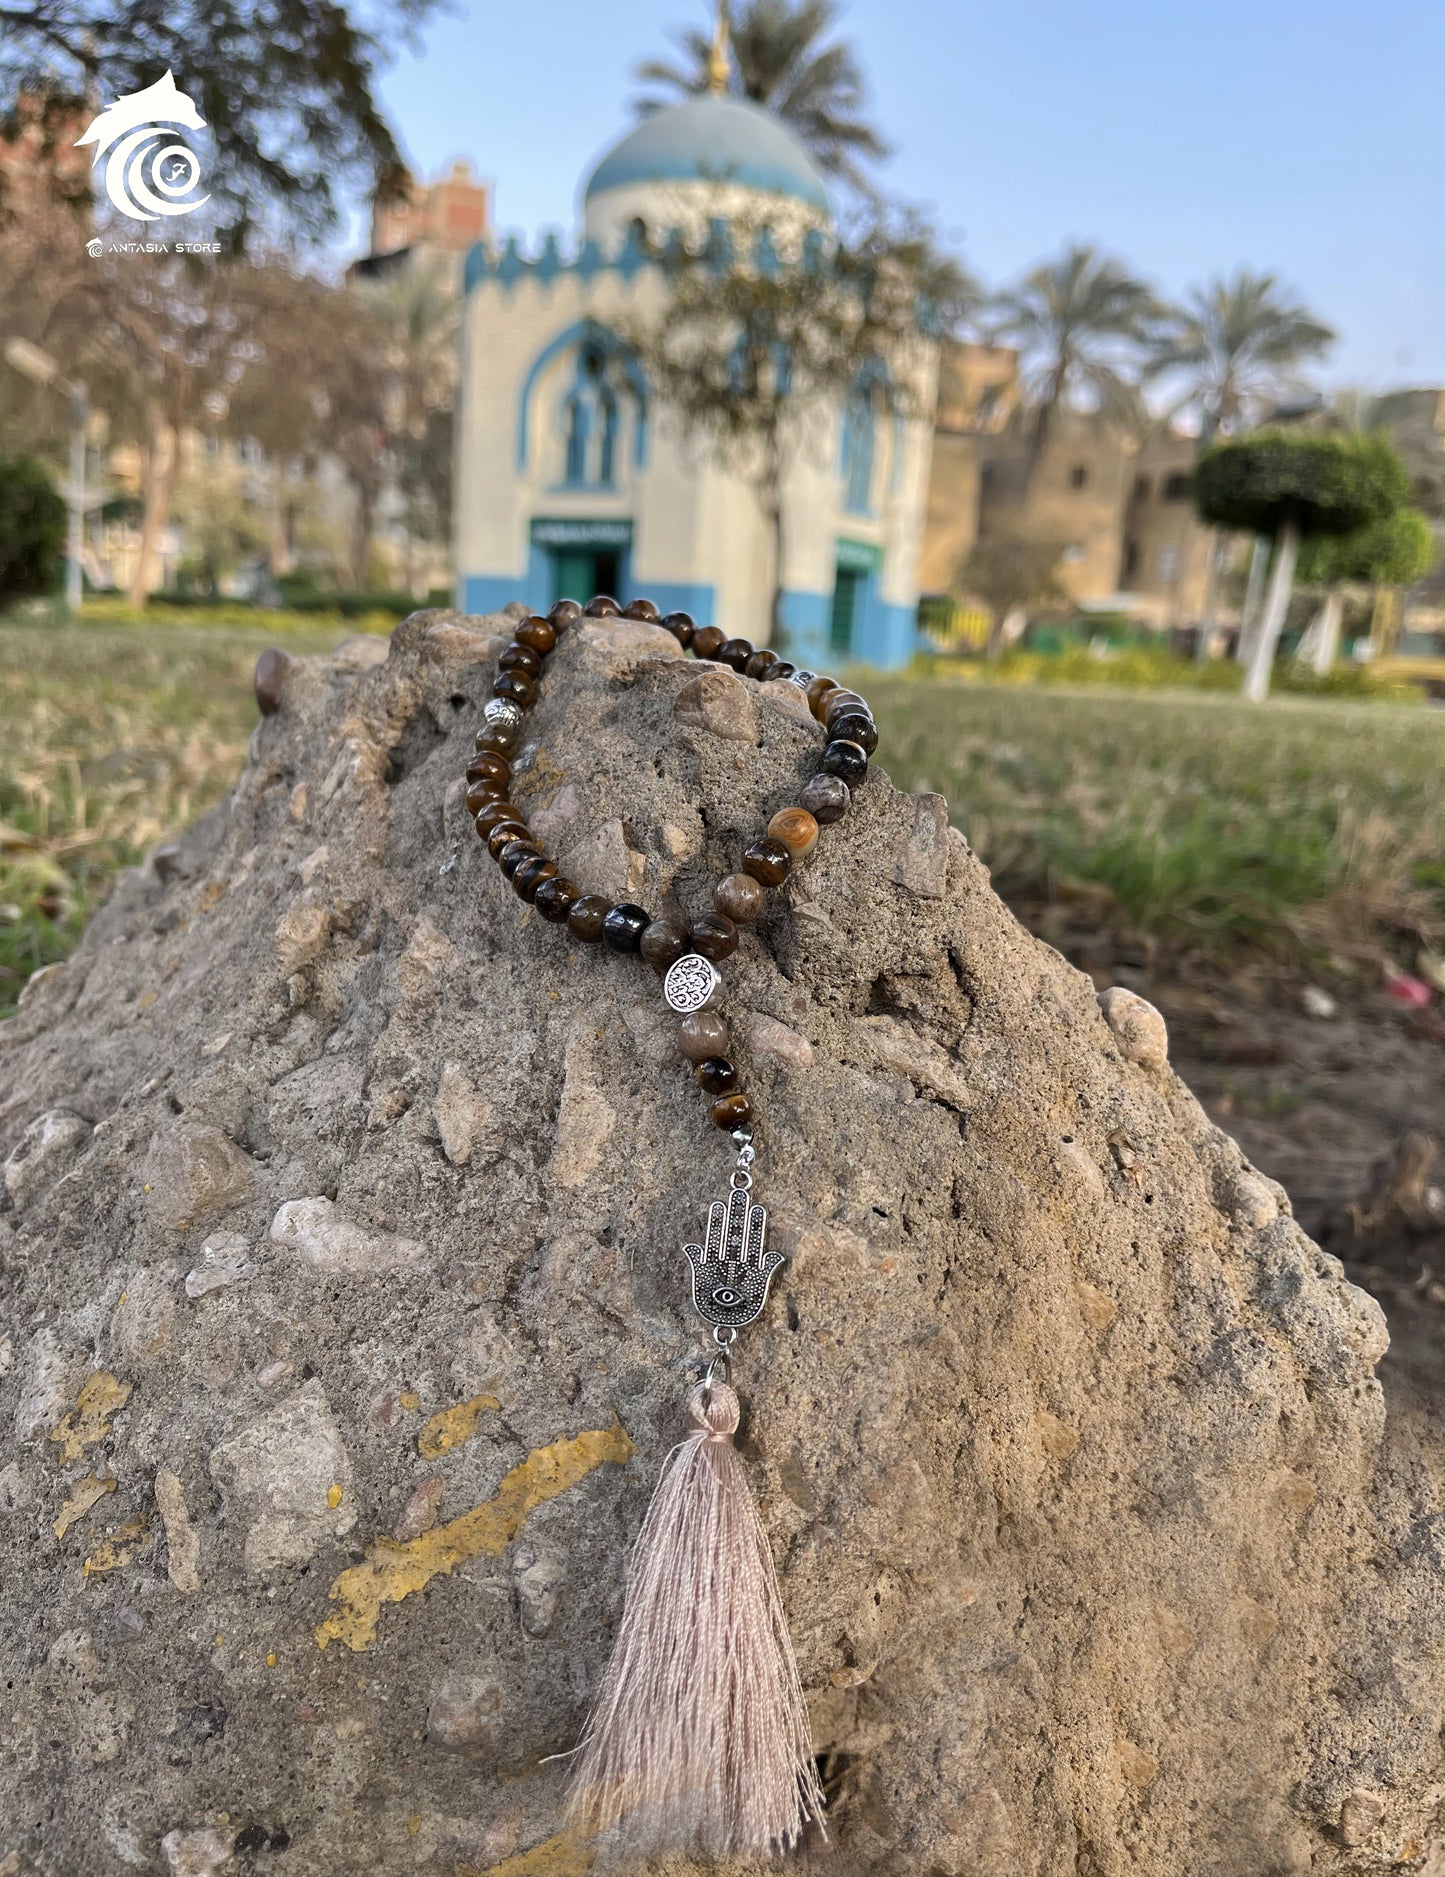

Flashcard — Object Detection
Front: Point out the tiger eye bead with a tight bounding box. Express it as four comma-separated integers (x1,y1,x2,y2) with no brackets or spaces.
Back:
696,1057,738,1096
492,670,535,707
498,838,540,877
534,875,581,922
717,637,754,673
822,738,869,785
622,597,660,621
475,725,520,757
690,913,739,962
744,648,780,681
679,1009,729,1061
691,625,726,660
498,642,541,677
714,872,766,923
640,918,690,972
768,807,819,858
513,854,558,900
567,894,612,942
806,675,839,718
602,902,650,953
742,835,793,888
829,710,877,755
800,773,849,825
584,594,621,618
549,598,582,630
466,751,511,786
514,616,557,655
710,1091,753,1130
661,611,696,647
465,779,507,816
486,819,530,857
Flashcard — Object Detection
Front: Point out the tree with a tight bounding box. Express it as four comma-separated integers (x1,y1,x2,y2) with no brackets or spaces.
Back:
0,452,65,606
1150,269,1334,444
0,0,437,244
954,529,1065,660
986,243,1160,490
1296,506,1434,674
1195,431,1411,700
634,0,890,196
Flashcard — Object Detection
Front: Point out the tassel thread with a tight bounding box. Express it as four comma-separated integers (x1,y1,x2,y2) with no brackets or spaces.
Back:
568,1380,826,1859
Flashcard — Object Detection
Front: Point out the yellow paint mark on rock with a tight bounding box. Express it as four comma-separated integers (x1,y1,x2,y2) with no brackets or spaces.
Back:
50,1371,133,1464
456,1828,595,1877
399,1391,422,1413
266,1652,277,1668
316,1421,634,1653
327,1483,343,1509
418,1392,501,1460
407,1814,422,1838
83,1514,150,1576
54,1473,116,1539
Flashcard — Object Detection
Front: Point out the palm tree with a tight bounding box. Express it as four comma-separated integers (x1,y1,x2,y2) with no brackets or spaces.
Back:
633,1,891,196
985,243,1160,489
1151,269,1333,443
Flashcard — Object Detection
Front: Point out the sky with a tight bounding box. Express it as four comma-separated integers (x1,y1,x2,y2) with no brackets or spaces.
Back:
374,0,1445,390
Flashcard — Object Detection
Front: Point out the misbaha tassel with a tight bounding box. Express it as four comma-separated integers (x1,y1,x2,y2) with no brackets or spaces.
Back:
567,1380,826,1859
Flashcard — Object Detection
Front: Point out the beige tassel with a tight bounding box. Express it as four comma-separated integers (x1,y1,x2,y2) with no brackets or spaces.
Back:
568,1380,826,1859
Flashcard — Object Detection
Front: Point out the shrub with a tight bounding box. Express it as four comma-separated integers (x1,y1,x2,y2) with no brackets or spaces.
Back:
0,455,67,609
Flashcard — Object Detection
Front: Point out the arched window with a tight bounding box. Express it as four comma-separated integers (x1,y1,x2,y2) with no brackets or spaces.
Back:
561,339,626,489
841,360,888,517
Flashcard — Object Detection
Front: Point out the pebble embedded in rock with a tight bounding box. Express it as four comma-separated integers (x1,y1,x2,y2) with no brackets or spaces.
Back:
672,668,758,743
3,1109,89,1206
141,1123,256,1232
184,1232,255,1299
208,1380,354,1574
269,1197,425,1275
1097,985,1170,1069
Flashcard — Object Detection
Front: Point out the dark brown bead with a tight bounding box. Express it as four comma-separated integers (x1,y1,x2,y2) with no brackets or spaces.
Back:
253,646,292,715
602,902,650,953
465,779,507,816
829,710,877,754
690,912,739,962
806,675,839,718
696,1056,739,1096
691,625,726,660
549,597,583,630
487,820,530,858
513,854,558,900
584,594,620,617
661,611,695,647
679,1010,729,1060
744,648,780,681
466,751,511,786
741,835,793,888
498,838,540,877
567,894,612,942
474,727,517,756
768,660,797,680
640,918,690,972
498,642,541,677
492,670,535,706
717,637,754,673
515,615,557,655
622,597,660,621
710,1091,753,1131
534,876,581,923
768,807,819,857
800,773,849,825
476,800,522,838
822,738,869,785
824,689,868,726
714,872,765,923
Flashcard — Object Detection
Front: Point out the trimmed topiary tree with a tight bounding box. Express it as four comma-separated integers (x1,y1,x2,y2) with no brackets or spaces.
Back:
0,455,67,612
1195,431,1409,699
1296,506,1435,675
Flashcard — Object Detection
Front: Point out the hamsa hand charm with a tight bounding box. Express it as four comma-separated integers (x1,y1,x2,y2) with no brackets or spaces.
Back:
682,1181,784,1332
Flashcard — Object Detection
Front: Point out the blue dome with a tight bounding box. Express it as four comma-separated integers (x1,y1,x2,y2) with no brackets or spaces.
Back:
584,96,830,214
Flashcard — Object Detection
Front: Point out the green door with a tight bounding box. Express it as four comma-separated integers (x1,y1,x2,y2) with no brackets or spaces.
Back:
829,566,863,655
549,546,621,608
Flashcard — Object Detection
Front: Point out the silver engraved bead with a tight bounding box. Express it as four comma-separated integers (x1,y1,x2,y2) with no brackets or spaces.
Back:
663,952,721,1014
483,698,523,732
786,668,817,690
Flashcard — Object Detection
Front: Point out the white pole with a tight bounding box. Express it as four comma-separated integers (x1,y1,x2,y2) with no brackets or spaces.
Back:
1236,534,1269,664
1244,517,1299,703
66,384,87,620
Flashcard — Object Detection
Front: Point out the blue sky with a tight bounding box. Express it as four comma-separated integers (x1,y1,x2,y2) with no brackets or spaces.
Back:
374,0,1444,389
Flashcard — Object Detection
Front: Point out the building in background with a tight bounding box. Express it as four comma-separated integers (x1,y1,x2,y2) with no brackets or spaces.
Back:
348,158,491,290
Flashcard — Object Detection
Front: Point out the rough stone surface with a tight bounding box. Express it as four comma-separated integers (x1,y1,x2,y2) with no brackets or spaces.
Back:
0,609,1441,1875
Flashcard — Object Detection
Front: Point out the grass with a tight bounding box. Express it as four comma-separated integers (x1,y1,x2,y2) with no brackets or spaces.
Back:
2,620,1442,1015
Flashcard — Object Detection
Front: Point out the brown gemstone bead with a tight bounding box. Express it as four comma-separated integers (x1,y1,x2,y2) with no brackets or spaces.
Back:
602,903,650,953
742,835,793,888
829,710,878,755
514,616,557,655
567,893,612,942
640,918,690,972
711,1090,753,1131
513,854,558,900
714,872,765,923
476,800,521,838
492,670,535,706
744,648,780,681
584,594,620,617
800,773,849,824
254,646,291,716
679,1009,729,1061
768,660,797,680
533,875,581,923
549,597,582,630
487,820,530,858
465,779,507,816
824,689,868,725
622,597,660,620
696,1057,738,1096
661,611,695,647
474,726,518,757
690,913,739,962
498,642,541,677
768,807,819,857
466,751,511,786
691,625,726,660
717,637,754,673
806,675,839,718
498,838,540,877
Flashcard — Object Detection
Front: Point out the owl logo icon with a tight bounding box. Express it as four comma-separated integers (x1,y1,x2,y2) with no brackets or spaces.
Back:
74,71,210,223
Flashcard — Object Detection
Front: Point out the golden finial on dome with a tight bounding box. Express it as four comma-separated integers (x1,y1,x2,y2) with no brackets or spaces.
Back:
706,2,731,95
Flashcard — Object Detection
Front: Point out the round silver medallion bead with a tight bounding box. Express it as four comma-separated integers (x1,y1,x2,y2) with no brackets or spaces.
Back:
481,697,523,753
663,952,722,1013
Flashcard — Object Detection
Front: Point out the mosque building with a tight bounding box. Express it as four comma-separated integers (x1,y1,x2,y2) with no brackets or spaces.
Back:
453,55,938,669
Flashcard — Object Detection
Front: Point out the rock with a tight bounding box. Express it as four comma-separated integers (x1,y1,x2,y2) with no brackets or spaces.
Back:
0,1462,28,1511
184,1232,255,1299
0,607,1439,1874
208,1380,354,1573
1097,984,1170,1069
268,1196,424,1274
272,900,331,975
3,1107,88,1205
556,816,646,902
161,1827,235,1876
1300,985,1338,1019
1338,1787,1386,1845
